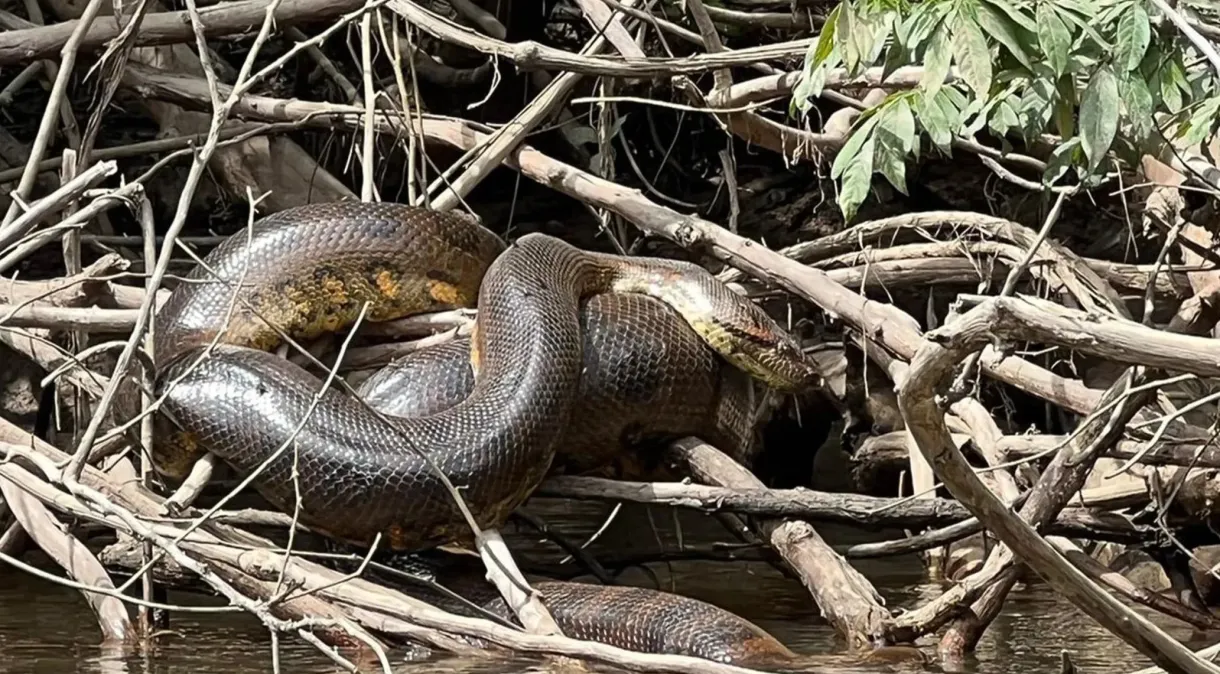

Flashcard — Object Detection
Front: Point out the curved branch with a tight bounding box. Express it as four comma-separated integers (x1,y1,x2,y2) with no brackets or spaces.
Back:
896,295,1220,674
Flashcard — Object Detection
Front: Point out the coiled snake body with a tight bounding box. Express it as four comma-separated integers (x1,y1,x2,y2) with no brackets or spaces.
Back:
147,202,820,667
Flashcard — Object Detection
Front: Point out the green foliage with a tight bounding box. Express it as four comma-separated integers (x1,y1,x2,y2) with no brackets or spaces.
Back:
791,0,1220,221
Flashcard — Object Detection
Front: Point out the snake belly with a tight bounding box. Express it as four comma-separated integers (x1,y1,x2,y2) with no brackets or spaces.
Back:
148,201,818,666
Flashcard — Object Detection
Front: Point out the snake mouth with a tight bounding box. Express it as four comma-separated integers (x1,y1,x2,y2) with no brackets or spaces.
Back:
697,316,821,394
745,350,823,394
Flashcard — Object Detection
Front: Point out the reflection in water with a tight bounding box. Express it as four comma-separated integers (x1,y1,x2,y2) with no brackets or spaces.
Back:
0,497,1211,673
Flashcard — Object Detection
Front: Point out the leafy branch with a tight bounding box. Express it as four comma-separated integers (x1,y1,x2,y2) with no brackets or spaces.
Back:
792,0,1220,221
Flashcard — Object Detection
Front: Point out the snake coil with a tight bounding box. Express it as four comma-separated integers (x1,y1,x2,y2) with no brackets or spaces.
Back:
144,201,821,667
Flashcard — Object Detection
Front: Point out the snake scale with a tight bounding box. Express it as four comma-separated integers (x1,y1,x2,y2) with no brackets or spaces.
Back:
144,201,822,668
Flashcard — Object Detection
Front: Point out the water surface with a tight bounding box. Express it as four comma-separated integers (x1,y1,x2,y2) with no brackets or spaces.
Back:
1,496,1210,674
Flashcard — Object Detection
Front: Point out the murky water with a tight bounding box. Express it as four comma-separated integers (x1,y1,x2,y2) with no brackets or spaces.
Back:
0,447,1213,674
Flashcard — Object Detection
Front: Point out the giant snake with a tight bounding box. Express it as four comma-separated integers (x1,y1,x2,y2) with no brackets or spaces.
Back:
138,201,824,668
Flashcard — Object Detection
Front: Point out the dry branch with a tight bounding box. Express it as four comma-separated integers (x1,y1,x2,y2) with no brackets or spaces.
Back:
385,0,813,78
1,412,801,674
898,294,1220,674
0,0,372,65
857,431,1220,472
719,210,1130,318
427,0,629,211
537,474,1143,542
0,305,138,331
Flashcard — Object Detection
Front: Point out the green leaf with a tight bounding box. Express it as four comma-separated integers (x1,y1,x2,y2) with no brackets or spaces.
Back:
1168,53,1193,96
922,27,953,98
830,114,881,180
917,89,954,153
952,12,994,99
1055,1,1110,48
900,1,951,52
877,98,918,154
811,5,839,69
1079,65,1120,172
882,35,912,80
838,1,862,73
1187,63,1213,101
792,63,826,115
838,138,877,222
963,82,1018,136
1115,2,1151,72
792,32,826,115
866,12,895,65
975,0,1035,70
940,87,971,132
1139,42,1166,109
1138,38,1163,79
1095,0,1125,26
1016,67,1055,139
1053,73,1076,139
1119,72,1154,141
980,0,1038,34
989,98,1021,138
875,144,909,195
1177,98,1220,147
1036,3,1071,77
1044,137,1081,185
1050,0,1098,18
1161,57,1185,112
1064,52,1096,76
848,11,879,74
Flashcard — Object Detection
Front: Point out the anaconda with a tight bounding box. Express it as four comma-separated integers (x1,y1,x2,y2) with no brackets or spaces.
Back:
143,201,822,668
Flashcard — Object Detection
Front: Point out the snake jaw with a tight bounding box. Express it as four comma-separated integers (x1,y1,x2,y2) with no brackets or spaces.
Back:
740,345,822,394
692,309,821,394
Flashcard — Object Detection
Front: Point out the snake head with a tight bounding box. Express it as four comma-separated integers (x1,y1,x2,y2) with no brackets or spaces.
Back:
697,305,823,394
738,330,823,394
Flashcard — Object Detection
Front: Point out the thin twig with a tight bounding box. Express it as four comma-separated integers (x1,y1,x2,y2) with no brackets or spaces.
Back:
0,0,106,227
360,9,378,201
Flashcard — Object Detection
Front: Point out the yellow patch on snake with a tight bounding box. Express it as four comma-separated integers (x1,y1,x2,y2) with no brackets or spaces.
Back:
157,430,205,479
320,276,349,306
374,269,401,300
173,429,200,454
427,279,463,305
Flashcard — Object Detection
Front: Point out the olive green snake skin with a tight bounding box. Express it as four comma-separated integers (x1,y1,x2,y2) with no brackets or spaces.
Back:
144,201,822,668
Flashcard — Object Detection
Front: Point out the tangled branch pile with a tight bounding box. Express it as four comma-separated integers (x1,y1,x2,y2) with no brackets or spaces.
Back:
4,0,1220,672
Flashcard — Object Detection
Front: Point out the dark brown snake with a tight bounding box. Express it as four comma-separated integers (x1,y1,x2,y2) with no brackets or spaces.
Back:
144,201,826,669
